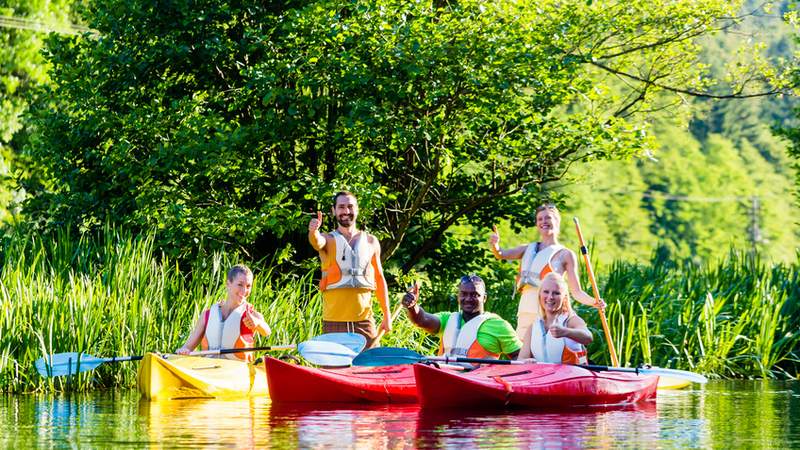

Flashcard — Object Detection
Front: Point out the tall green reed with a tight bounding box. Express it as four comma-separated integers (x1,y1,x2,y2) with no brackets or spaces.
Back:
585,250,799,378
0,227,428,393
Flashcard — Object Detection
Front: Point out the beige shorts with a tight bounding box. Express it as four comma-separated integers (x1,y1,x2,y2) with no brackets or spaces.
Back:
516,308,542,360
323,318,378,349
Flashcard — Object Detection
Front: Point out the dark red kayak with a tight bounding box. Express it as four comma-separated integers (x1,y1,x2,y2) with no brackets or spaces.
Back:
414,362,658,409
264,356,418,403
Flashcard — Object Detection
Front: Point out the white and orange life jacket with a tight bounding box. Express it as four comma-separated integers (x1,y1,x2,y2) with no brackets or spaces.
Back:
201,302,255,362
437,312,500,367
320,231,377,291
516,242,564,291
530,313,588,365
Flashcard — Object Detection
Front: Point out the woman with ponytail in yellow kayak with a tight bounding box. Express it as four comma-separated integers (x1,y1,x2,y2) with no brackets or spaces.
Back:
489,203,602,359
176,265,271,362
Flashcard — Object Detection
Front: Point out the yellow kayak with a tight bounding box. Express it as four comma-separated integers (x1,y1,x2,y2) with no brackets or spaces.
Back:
657,376,692,390
137,353,268,400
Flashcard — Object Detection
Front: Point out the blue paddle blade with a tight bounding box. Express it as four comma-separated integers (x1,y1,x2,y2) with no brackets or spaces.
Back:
352,347,425,366
311,332,367,353
35,353,107,377
297,341,357,367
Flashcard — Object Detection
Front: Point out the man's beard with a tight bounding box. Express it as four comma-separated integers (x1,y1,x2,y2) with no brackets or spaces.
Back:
337,215,354,227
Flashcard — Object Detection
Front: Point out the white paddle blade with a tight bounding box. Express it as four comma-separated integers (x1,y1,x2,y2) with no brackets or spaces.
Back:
297,341,357,367
641,367,708,384
35,353,106,377
312,332,367,353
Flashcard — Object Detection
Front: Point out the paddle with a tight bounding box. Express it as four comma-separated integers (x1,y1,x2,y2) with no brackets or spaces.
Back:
36,333,363,377
352,347,708,384
312,332,366,353
375,299,406,344
573,217,620,367
296,340,357,367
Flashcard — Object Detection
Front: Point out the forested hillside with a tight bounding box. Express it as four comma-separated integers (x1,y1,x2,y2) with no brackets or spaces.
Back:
501,1,800,264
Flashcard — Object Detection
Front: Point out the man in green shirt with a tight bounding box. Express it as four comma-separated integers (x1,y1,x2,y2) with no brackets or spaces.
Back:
402,275,521,360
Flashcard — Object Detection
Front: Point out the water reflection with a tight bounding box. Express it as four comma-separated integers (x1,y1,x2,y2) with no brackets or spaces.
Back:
139,397,271,448
1,381,798,448
264,401,658,449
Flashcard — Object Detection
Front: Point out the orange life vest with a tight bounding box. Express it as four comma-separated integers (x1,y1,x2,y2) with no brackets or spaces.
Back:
320,231,377,291
516,243,564,292
437,312,500,367
201,302,255,362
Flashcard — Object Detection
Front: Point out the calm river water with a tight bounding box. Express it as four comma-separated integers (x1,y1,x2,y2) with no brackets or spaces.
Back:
2,380,799,448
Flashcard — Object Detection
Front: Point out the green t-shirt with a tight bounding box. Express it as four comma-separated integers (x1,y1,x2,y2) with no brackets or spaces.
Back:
434,311,522,357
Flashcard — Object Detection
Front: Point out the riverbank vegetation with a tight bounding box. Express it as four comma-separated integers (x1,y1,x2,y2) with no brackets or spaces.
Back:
1,0,799,393
1,231,796,393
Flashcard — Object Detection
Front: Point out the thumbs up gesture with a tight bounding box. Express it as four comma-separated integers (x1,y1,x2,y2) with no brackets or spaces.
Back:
309,211,323,232
402,282,420,309
489,224,500,247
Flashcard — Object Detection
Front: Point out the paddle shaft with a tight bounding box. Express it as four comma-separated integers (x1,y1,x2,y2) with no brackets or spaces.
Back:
190,345,295,356
427,357,703,381
573,217,620,367
101,345,297,361
581,364,643,374
38,336,358,377
375,303,404,343
48,345,297,367
99,355,143,363
354,347,705,382
426,355,523,365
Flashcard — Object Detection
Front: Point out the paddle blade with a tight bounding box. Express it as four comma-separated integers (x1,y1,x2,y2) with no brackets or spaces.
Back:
312,332,367,353
35,353,106,377
352,347,425,366
297,341,357,367
640,366,708,384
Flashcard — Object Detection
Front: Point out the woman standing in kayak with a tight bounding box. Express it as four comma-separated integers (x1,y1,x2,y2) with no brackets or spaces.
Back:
489,203,602,359
521,272,592,364
176,265,271,361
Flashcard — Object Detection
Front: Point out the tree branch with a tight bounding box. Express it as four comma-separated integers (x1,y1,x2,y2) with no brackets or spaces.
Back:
588,59,794,99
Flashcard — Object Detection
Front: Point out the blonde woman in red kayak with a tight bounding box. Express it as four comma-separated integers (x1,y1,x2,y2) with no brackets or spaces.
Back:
522,272,592,364
176,265,271,361
489,203,602,359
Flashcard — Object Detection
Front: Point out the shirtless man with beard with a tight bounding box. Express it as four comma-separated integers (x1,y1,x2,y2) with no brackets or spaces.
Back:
308,191,391,348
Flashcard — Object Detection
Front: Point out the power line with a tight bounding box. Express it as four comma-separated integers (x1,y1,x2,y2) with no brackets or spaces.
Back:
588,187,787,203
638,191,751,203
0,15,96,36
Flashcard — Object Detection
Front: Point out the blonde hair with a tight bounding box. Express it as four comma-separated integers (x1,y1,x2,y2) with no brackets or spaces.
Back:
539,272,572,314
535,203,561,232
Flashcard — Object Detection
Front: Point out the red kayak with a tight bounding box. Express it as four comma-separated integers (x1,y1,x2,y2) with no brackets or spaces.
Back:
414,362,658,409
264,357,418,403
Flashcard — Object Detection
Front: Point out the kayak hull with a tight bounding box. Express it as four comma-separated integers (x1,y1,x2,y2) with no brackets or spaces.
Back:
264,356,417,403
137,353,268,400
414,363,658,409
657,376,691,390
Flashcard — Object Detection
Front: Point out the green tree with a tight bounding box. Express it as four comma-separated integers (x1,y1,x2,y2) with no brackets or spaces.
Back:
22,0,795,269
559,0,800,265
0,0,76,224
